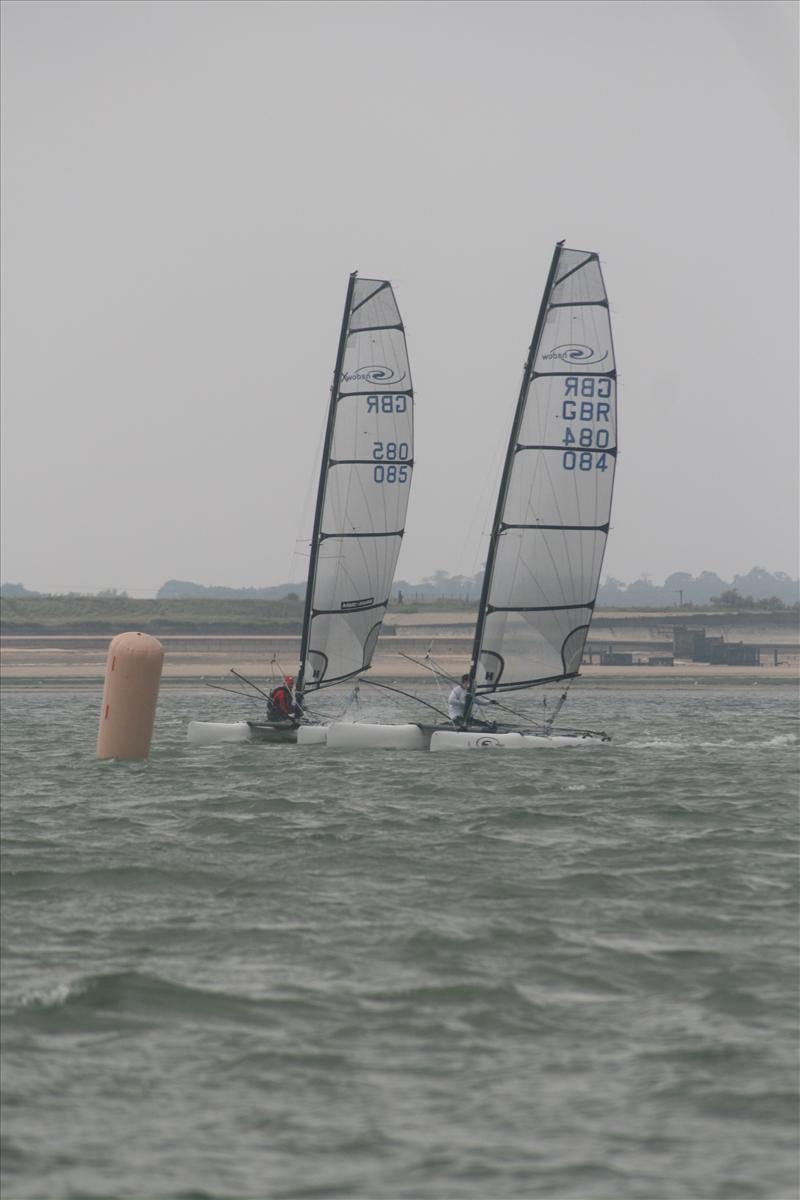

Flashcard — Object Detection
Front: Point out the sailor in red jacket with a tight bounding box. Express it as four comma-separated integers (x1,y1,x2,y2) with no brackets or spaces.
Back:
268,675,297,721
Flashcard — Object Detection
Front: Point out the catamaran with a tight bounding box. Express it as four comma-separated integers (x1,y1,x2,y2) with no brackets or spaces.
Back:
188,272,414,746
327,241,617,751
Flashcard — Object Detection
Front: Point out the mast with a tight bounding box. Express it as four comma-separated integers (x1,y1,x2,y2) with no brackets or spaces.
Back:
463,241,564,725
296,270,358,707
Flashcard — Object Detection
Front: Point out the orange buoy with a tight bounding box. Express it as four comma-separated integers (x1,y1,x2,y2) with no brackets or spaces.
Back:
97,632,164,760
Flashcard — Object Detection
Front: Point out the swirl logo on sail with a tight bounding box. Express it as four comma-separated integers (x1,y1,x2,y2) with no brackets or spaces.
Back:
342,365,407,385
541,344,608,365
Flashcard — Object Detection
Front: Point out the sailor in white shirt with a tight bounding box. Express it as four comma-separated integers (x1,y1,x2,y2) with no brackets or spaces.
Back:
448,674,491,724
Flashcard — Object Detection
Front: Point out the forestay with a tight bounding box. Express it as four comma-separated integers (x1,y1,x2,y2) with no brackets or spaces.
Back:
472,244,616,692
298,275,413,695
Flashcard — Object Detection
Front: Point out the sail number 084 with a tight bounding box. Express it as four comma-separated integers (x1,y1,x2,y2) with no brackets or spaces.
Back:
563,450,609,472
562,426,610,471
560,378,612,472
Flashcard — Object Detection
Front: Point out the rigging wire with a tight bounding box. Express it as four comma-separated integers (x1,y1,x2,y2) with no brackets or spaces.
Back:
356,677,450,722
229,669,271,701
423,641,454,712
338,685,361,721
204,682,265,701
395,649,548,727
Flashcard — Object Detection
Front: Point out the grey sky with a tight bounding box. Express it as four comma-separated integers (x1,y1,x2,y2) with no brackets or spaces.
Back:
2,0,797,595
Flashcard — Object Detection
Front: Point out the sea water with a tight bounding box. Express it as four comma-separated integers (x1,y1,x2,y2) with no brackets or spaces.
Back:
1,681,798,1200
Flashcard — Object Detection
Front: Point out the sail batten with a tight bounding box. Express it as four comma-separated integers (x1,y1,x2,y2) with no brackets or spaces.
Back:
549,300,609,309
320,528,405,539
297,275,413,698
500,523,610,532
488,603,595,614
312,603,387,616
338,388,413,398
329,458,415,467
347,323,405,334
514,443,616,453
468,244,617,696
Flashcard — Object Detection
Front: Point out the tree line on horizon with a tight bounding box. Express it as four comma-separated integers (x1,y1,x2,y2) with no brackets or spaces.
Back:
2,566,798,609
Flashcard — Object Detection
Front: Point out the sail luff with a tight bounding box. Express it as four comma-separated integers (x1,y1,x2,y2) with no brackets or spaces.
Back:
464,241,565,720
296,270,358,706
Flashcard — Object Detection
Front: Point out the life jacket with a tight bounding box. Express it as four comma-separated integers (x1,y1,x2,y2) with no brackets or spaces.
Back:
269,686,292,718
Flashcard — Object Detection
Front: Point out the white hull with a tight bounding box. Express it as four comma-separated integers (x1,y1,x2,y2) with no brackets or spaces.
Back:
326,722,431,751
187,721,608,752
430,729,610,751
188,721,253,745
187,720,300,746
297,724,328,746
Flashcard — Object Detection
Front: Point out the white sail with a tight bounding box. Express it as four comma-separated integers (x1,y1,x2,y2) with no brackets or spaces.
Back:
472,244,616,692
299,276,413,693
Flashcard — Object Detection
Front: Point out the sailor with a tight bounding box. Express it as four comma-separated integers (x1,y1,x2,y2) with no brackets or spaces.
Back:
268,675,297,721
448,674,491,725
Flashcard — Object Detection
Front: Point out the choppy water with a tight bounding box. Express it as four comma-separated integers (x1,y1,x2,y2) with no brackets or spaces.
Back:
1,681,798,1200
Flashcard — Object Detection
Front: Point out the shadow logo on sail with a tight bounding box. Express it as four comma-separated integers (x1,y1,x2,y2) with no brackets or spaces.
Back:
541,344,608,365
342,365,407,385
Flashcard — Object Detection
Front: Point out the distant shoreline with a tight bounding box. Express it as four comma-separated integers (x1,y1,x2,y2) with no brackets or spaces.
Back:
2,613,798,687
1,661,797,687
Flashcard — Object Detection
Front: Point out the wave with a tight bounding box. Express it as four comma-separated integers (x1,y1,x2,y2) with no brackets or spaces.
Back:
627,733,797,750
358,978,560,1035
5,969,310,1031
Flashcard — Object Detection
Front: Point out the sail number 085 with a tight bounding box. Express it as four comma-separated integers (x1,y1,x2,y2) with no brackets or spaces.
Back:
374,464,409,483
373,441,410,484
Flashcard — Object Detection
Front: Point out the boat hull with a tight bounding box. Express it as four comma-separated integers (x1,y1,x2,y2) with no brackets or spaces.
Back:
430,729,610,751
187,721,253,745
326,722,431,750
186,720,299,746
247,721,300,744
187,720,609,752
297,724,328,746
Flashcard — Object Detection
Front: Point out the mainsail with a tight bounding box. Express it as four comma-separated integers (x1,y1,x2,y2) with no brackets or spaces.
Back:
297,273,413,700
469,242,616,694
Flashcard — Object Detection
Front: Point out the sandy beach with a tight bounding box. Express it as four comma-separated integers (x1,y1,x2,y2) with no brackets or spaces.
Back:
1,634,797,683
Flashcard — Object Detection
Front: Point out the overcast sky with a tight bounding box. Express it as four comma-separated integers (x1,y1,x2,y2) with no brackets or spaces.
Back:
2,0,797,595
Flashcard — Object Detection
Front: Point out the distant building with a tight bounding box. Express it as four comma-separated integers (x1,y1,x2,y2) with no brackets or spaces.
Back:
707,643,760,666
673,626,759,665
